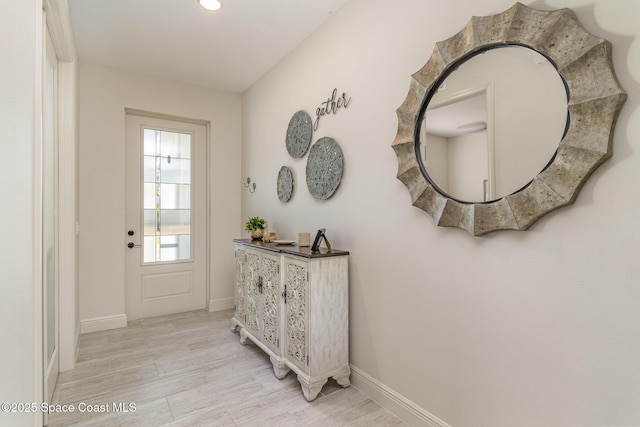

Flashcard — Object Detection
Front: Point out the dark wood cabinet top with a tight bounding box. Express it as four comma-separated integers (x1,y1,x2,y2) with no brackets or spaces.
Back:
234,239,349,258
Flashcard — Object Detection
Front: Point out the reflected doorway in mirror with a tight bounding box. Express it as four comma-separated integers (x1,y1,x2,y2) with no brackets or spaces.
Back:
419,46,567,204
422,84,493,202
392,2,627,235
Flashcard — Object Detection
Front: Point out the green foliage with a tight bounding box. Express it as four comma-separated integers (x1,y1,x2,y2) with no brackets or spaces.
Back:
244,216,266,231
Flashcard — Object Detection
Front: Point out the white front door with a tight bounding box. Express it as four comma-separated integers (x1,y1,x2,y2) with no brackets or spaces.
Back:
125,113,208,320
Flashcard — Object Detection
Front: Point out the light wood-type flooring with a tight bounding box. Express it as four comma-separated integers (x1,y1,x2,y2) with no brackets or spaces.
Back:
49,309,406,426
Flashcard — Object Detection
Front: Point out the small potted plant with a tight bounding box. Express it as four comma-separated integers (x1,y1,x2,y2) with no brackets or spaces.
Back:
245,216,266,240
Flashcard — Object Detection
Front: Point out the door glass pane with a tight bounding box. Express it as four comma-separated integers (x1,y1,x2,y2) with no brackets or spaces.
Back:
160,131,191,158
160,209,190,235
143,183,156,209
160,235,191,262
143,209,157,236
159,158,191,184
143,156,156,183
143,236,155,263
142,128,192,263
160,184,190,209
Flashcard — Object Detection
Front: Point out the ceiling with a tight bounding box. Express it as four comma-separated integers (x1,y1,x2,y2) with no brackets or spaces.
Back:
68,0,350,93
424,92,487,138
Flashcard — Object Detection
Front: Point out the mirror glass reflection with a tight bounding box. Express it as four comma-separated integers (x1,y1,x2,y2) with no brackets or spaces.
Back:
419,46,568,203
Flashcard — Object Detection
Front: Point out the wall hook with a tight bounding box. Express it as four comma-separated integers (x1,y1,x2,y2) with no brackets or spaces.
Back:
244,177,256,193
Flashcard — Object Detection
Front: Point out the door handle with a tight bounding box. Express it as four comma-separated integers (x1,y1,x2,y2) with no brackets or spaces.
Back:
127,242,141,249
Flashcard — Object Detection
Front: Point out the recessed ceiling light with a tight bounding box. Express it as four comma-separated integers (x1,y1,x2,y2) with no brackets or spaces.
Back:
199,0,222,11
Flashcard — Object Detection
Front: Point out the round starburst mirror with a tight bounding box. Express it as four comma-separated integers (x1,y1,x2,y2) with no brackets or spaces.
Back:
392,2,626,236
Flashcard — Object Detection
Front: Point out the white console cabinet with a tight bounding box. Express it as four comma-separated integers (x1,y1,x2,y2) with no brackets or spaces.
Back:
231,239,350,401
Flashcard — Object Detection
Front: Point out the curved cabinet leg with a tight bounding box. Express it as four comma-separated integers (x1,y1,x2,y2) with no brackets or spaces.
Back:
230,317,241,333
239,328,250,345
297,375,328,402
333,366,351,388
270,357,290,379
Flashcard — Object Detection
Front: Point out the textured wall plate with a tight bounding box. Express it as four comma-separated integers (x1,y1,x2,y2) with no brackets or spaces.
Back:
286,110,313,158
306,137,344,200
277,166,294,202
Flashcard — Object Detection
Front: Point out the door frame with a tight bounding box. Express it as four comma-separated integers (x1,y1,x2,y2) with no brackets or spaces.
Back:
124,108,211,317
32,3,77,425
43,18,60,408
44,0,80,375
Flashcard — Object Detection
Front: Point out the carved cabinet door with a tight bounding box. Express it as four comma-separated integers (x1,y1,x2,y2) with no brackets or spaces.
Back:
242,249,281,356
260,253,280,354
244,251,261,337
233,247,247,323
283,257,309,372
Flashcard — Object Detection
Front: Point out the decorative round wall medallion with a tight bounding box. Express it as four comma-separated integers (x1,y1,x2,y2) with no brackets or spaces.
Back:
306,137,344,200
286,110,313,158
277,166,294,203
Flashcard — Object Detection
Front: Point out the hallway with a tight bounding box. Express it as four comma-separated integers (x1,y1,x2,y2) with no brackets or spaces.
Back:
49,310,405,426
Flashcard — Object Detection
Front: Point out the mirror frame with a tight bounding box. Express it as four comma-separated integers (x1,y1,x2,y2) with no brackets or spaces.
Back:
392,2,626,236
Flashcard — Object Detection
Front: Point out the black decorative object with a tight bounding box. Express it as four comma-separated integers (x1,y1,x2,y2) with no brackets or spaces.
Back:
311,228,328,252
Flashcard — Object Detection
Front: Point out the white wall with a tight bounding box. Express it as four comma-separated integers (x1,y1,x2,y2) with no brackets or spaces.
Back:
0,1,43,426
424,133,448,192
241,0,640,426
447,131,488,201
78,62,242,328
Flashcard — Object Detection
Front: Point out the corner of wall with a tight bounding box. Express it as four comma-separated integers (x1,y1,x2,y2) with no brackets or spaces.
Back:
209,297,235,312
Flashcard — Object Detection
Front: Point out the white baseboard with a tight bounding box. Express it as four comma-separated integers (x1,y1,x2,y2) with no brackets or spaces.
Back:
80,314,127,333
350,365,451,427
209,297,234,312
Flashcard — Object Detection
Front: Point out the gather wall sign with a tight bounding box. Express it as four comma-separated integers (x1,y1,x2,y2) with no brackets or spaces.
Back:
280,88,352,202
313,88,352,131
